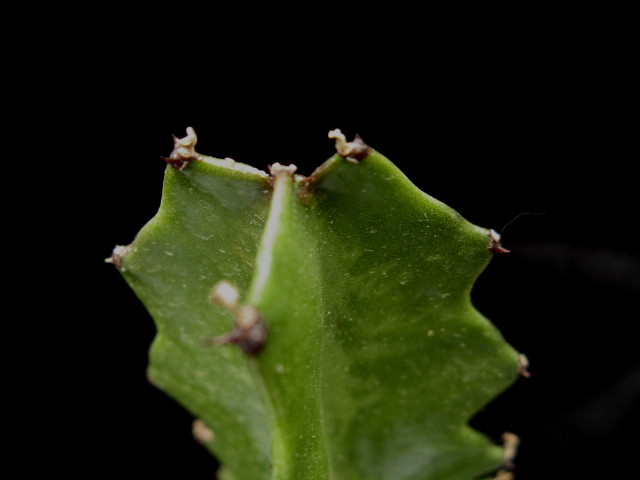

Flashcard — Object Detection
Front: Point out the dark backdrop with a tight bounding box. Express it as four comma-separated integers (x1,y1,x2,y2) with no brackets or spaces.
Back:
42,21,637,480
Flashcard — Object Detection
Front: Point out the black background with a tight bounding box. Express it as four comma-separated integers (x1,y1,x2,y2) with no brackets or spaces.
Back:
30,12,637,480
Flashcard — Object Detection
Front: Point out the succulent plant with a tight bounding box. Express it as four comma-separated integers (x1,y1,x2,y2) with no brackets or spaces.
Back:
108,128,526,480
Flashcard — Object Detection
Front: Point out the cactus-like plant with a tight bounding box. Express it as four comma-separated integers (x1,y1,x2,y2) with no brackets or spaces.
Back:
108,128,526,480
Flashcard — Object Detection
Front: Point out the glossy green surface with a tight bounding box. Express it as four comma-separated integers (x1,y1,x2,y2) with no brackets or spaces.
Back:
117,146,519,480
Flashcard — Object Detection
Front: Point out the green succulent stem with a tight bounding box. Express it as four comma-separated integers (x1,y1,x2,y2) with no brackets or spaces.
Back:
111,129,521,480
248,164,328,479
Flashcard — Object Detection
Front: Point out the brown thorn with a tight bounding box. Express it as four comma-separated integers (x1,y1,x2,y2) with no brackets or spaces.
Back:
205,318,266,356
488,229,511,254
192,419,215,444
232,305,267,356
502,432,520,470
164,126,200,170
104,245,129,269
204,282,267,356
328,129,371,162
347,134,371,161
517,353,531,378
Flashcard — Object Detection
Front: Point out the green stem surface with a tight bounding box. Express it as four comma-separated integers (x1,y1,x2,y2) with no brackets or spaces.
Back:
117,147,520,480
